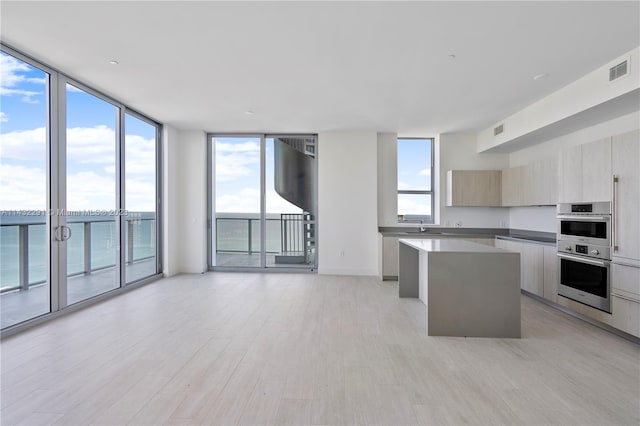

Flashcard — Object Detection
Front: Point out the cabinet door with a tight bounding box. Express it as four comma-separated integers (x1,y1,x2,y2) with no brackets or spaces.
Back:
501,167,523,206
610,263,639,337
558,144,582,203
520,164,535,206
447,170,501,206
382,237,400,278
522,244,544,296
536,156,558,205
543,245,558,303
611,262,640,302
612,130,640,262
611,296,640,337
582,138,612,202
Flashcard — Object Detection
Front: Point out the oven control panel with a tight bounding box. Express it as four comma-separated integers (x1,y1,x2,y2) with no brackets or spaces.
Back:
557,240,610,260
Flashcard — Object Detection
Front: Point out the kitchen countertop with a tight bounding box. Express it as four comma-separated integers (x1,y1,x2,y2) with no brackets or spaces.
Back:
380,227,556,246
399,238,505,253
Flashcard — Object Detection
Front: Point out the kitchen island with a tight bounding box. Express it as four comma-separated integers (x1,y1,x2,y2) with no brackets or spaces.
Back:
399,238,521,338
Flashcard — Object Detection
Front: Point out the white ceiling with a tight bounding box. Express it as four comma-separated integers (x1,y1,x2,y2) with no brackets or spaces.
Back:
1,1,639,135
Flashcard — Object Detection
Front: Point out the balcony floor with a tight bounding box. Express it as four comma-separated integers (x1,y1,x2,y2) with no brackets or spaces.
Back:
1,259,156,329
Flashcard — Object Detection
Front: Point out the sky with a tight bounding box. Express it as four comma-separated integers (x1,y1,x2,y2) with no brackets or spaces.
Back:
397,138,432,216
0,51,156,213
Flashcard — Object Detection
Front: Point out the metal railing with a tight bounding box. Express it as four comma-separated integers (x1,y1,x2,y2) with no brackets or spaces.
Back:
215,214,315,261
0,213,155,293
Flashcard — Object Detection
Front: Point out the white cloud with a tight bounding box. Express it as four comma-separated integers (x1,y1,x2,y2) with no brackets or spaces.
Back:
216,188,261,213
0,164,46,210
0,125,121,164
0,127,46,161
419,168,431,177
0,112,7,122
0,53,44,103
1,125,157,212
215,141,260,153
215,141,260,182
0,53,31,87
67,171,115,211
398,195,431,216
215,187,303,214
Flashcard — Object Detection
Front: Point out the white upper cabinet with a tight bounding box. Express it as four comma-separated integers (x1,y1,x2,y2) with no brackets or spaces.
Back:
558,138,613,203
558,144,583,203
582,138,612,202
502,156,557,207
612,129,640,262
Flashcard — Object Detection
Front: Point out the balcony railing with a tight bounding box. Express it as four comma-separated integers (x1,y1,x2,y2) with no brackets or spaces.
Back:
0,212,155,293
215,213,315,264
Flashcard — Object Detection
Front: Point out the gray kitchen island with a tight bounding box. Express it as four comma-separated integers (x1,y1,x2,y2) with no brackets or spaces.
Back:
399,238,521,338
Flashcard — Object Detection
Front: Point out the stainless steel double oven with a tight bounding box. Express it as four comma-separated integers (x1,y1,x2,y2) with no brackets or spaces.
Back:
557,202,612,313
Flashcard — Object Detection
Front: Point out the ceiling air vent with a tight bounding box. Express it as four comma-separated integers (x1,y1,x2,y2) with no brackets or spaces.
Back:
494,124,504,136
609,60,629,82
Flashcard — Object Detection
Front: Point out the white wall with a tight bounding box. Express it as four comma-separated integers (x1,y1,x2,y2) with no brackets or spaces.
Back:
176,130,208,273
162,125,180,277
507,111,640,233
438,133,510,228
478,47,640,152
318,131,379,276
377,133,398,227
162,127,208,276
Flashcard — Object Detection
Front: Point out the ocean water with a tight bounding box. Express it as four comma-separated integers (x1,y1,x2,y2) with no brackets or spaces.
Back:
0,215,155,290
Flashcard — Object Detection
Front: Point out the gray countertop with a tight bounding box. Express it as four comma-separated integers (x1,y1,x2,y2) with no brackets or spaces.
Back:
380,227,556,247
399,238,506,253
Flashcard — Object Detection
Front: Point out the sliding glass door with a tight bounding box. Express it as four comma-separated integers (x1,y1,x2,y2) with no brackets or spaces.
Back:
0,46,161,331
0,51,51,328
210,135,316,270
64,83,119,305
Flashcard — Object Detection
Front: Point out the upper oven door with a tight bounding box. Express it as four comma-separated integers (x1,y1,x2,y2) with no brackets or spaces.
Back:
558,215,611,245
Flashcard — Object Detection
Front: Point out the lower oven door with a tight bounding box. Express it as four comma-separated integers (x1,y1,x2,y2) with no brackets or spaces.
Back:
558,253,611,313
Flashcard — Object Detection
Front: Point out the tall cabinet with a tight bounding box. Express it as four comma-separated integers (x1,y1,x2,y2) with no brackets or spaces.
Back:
610,129,640,338
612,129,640,262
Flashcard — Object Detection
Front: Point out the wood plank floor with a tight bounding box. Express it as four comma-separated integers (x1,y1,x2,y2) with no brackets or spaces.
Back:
1,272,638,425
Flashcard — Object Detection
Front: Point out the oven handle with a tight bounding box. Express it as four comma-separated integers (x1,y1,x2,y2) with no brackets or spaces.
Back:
557,215,610,221
557,253,609,267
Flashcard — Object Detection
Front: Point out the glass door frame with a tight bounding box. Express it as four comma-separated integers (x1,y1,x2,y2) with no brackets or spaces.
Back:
1,43,163,336
207,133,318,272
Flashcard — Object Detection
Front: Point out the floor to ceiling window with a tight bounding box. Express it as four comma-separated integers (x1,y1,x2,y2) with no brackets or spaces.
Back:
124,113,159,283
0,45,162,331
0,50,50,328
209,135,317,270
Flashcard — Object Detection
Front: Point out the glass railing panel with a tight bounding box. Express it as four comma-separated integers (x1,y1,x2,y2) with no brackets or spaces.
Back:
0,226,20,290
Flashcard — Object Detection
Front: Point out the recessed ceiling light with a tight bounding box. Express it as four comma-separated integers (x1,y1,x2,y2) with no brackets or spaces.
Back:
108,60,119,65
533,73,549,81
245,110,255,115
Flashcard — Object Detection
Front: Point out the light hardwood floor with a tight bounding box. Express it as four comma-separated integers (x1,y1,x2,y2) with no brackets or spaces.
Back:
1,273,639,425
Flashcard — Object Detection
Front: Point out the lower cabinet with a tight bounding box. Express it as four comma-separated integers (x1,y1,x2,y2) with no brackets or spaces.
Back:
495,238,554,301
382,236,400,278
542,246,558,303
522,244,544,297
611,262,640,337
